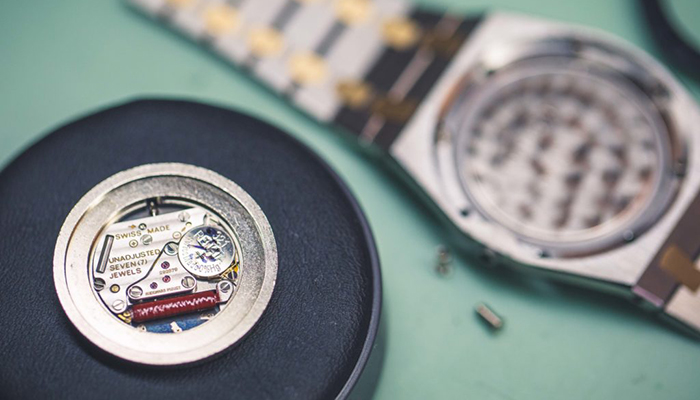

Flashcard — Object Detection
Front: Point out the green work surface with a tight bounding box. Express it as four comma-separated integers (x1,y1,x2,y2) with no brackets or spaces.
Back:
2,1,700,399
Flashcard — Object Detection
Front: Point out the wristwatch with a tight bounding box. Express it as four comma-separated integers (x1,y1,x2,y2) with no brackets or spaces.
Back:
128,0,700,336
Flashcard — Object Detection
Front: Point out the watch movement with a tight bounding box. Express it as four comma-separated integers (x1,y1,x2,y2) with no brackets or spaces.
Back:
53,163,277,365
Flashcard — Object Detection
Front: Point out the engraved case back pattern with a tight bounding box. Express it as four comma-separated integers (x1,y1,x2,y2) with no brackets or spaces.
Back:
128,0,480,149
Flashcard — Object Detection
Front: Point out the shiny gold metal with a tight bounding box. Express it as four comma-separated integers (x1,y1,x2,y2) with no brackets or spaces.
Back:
118,311,133,324
660,245,700,292
248,27,284,57
382,17,421,50
289,52,327,85
336,0,373,25
204,4,240,35
336,80,373,108
371,96,418,123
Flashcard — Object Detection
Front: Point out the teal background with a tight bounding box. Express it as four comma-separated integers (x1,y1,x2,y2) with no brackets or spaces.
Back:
2,1,700,399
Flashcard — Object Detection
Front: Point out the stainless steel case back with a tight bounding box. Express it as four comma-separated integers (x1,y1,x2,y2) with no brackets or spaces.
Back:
391,13,700,289
53,163,278,366
440,38,685,259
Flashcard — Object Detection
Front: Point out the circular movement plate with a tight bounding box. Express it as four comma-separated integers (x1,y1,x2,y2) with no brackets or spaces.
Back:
0,100,381,399
54,163,278,366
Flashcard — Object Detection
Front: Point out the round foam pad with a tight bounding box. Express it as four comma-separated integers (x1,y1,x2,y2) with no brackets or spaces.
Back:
0,100,381,399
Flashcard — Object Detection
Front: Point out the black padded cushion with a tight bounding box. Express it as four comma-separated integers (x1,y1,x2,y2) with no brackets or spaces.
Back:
0,99,380,400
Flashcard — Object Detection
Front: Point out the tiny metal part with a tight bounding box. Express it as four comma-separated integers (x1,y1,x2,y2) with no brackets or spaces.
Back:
96,235,114,274
141,234,153,245
437,245,452,264
147,198,160,217
220,261,240,281
218,280,232,293
93,278,105,292
164,242,178,256
118,311,133,324
182,276,196,289
131,290,219,323
170,322,183,333
435,245,453,276
128,285,143,299
112,300,126,312
217,280,235,302
475,303,504,330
